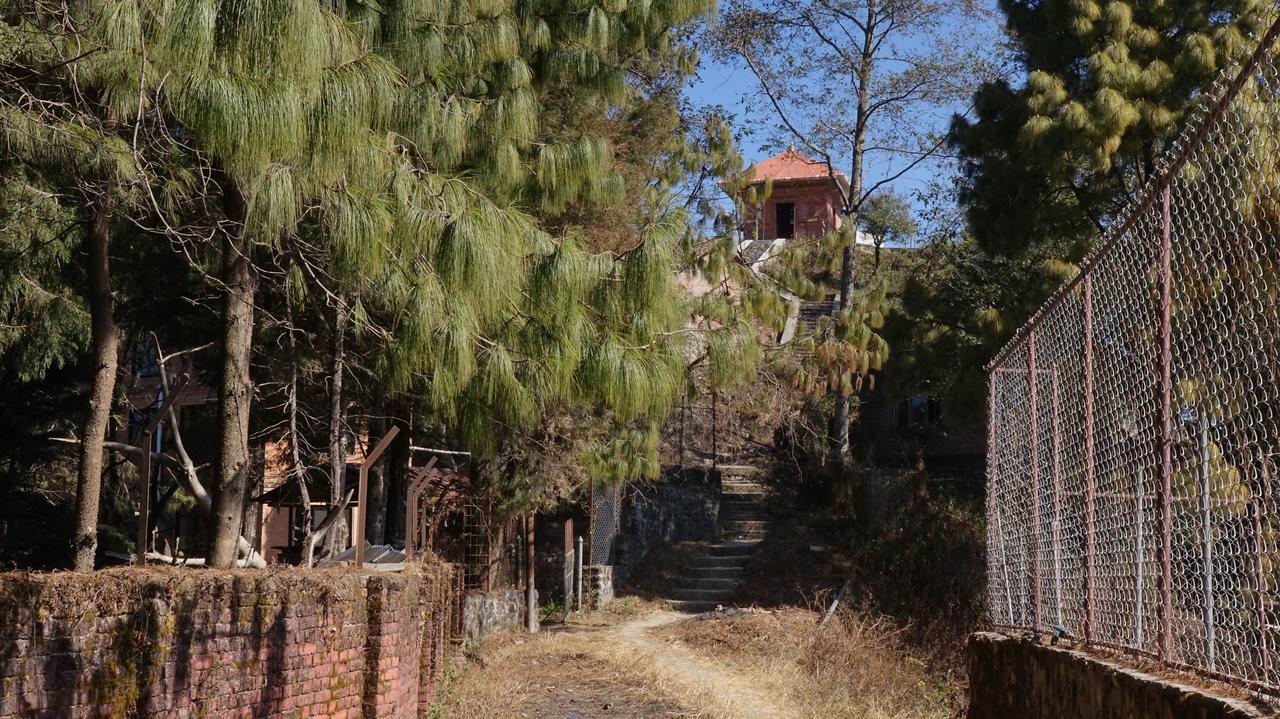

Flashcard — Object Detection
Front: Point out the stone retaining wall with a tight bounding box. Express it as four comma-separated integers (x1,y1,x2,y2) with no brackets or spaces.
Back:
461,589,527,644
0,563,455,718
967,632,1271,719
613,468,720,584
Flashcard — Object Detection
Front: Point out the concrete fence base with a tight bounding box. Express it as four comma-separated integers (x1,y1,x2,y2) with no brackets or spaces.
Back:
967,632,1270,719
583,565,614,610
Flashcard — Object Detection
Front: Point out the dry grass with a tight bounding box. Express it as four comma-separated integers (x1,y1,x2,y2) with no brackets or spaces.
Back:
563,595,663,628
657,607,965,719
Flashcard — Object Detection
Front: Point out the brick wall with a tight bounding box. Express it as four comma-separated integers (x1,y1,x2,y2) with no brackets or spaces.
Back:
741,180,843,242
0,563,455,718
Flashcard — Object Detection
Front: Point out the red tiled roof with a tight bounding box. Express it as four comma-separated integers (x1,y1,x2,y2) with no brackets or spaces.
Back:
749,148,845,182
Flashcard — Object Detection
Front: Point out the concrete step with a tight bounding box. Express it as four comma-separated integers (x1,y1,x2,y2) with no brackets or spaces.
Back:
669,599,725,612
721,480,767,490
716,504,762,514
717,465,761,476
721,490,768,501
676,577,740,591
683,566,744,580
720,515,768,524
720,500,765,511
706,540,761,556
688,555,751,569
721,498,766,507
722,519,770,530
672,587,737,602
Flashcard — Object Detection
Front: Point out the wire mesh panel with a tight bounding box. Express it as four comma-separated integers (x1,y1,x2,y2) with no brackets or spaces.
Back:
589,483,624,565
462,497,489,590
987,16,1280,694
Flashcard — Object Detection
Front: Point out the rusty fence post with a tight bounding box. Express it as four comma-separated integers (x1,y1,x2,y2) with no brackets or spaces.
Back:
988,370,1016,626
404,457,437,561
1200,418,1215,670
1257,457,1272,680
135,377,189,564
1083,274,1097,643
1028,332,1042,633
1051,369,1064,628
1157,183,1174,661
355,425,401,569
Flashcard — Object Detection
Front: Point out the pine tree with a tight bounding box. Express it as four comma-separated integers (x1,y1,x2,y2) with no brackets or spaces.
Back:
952,0,1274,267
0,9,142,569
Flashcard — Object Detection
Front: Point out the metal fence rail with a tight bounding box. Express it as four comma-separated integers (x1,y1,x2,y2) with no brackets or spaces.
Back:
987,16,1280,694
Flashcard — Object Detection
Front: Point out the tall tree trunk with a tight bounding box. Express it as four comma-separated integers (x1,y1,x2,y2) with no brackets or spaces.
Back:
828,29,874,466
366,406,388,545
284,304,315,565
324,301,349,556
830,241,856,463
72,206,118,571
209,185,257,568
383,403,411,545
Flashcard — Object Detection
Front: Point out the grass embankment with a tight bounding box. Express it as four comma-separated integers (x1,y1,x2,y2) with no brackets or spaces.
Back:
738,462,985,662
657,606,960,718
689,460,984,718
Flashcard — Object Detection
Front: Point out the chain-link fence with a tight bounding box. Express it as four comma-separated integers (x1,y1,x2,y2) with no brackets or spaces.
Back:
987,17,1280,694
589,482,624,565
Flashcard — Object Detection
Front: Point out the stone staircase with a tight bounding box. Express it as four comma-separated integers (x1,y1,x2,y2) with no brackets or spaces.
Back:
670,465,771,612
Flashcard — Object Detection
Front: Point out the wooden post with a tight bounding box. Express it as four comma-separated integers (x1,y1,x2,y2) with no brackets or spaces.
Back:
355,426,400,569
525,513,538,633
1083,274,1097,642
563,517,574,622
1157,183,1174,660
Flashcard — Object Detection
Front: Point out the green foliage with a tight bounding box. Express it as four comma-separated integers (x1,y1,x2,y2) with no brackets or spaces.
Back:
931,0,1276,418
0,180,86,382
952,0,1275,264
0,0,729,550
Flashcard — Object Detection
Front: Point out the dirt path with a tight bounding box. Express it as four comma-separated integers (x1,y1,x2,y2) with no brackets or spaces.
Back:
609,611,798,719
434,606,801,719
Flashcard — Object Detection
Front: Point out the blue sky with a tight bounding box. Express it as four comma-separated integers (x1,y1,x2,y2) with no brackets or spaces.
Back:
681,8,1011,242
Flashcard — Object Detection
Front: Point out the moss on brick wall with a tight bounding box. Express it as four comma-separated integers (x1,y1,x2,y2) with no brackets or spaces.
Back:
0,562,456,719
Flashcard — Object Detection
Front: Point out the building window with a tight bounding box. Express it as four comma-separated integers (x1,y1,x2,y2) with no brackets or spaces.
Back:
776,202,795,239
